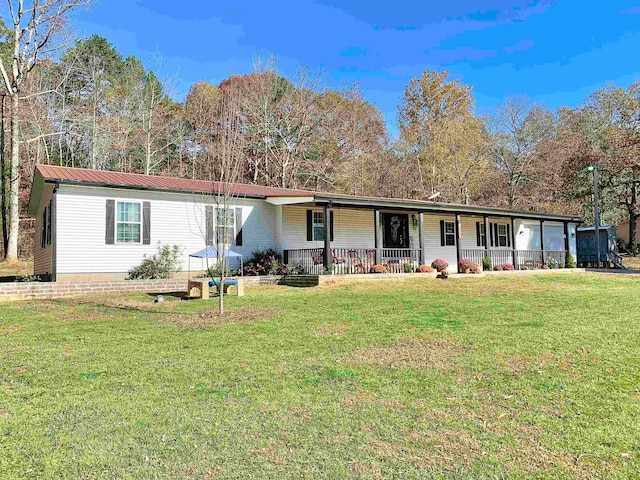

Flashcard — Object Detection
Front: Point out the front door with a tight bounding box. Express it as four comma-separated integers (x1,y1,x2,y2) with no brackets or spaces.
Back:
382,213,409,248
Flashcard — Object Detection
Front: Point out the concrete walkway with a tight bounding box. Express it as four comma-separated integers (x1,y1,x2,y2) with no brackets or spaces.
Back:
586,268,640,276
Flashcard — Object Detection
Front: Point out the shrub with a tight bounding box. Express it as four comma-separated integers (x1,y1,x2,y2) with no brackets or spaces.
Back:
566,254,576,268
542,264,551,270
403,263,415,273
431,259,449,271
243,248,302,276
495,263,515,271
458,258,474,271
520,265,529,271
470,263,482,274
545,258,560,269
417,264,434,273
370,264,388,273
482,255,492,272
127,244,182,280
14,274,42,283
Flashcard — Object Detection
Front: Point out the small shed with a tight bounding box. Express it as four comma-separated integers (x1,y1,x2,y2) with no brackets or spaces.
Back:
576,226,620,267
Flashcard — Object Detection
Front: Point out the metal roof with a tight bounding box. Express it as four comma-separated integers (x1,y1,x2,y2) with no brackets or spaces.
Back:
28,165,581,222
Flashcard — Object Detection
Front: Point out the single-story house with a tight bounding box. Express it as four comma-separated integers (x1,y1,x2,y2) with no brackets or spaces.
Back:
28,165,581,282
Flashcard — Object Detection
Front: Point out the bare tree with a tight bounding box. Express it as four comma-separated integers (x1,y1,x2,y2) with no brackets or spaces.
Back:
487,96,555,208
187,83,245,315
0,0,92,260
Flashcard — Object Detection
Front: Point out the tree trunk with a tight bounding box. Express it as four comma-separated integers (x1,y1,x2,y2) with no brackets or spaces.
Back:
1,94,8,256
629,181,638,254
6,94,19,260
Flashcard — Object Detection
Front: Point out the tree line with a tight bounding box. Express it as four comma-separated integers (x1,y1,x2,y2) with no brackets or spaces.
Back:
1,1,639,261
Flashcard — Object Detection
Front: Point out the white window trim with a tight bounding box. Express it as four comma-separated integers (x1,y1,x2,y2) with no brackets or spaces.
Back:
444,221,456,246
497,224,508,248
215,207,236,246
116,201,142,244
312,210,325,241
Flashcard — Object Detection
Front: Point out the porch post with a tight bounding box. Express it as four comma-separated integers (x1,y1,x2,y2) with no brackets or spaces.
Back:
418,212,425,265
563,221,570,267
323,203,331,270
374,209,381,264
511,218,517,268
540,220,545,265
483,215,490,252
455,214,462,272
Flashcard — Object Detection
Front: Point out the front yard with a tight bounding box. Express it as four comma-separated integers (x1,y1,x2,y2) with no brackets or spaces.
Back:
0,274,639,478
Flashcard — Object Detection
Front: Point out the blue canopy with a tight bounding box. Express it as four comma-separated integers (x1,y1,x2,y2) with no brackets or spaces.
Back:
189,246,243,259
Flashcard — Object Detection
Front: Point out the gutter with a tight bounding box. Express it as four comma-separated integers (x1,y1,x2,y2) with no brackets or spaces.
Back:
313,195,582,223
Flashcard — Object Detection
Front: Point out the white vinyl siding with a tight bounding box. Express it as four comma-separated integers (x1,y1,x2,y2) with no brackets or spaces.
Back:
55,185,276,276
422,214,458,271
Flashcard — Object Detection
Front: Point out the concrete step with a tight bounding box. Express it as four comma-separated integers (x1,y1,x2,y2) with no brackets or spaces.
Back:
278,275,319,287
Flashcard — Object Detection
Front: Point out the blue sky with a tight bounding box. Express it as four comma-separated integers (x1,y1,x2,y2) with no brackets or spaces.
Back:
71,1,640,135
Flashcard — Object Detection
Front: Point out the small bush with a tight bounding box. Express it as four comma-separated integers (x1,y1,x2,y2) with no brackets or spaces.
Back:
14,274,42,283
403,263,415,273
243,249,302,276
566,254,576,268
458,258,474,271
417,264,434,273
482,255,492,272
542,264,551,270
545,258,560,269
520,265,529,271
494,263,515,271
431,259,449,271
470,263,482,274
127,244,182,280
370,264,388,274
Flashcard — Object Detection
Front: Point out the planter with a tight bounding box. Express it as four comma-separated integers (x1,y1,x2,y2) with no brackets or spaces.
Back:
461,267,470,274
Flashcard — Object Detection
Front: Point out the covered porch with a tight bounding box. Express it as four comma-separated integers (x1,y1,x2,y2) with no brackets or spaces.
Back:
278,201,577,275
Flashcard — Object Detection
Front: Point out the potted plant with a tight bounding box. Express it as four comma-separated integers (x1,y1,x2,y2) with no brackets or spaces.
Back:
417,264,434,273
370,264,388,274
470,262,482,274
431,259,449,279
458,258,474,274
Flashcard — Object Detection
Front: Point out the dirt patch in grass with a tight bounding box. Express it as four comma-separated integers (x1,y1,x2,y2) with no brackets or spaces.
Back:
351,336,468,371
0,324,22,336
314,322,352,337
497,351,580,378
159,306,281,328
341,389,405,410
248,440,300,467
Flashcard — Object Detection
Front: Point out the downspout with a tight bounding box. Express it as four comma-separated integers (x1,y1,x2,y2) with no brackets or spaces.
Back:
51,183,58,282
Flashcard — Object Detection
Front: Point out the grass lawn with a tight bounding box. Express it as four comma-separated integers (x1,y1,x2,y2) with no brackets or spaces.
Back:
1,274,639,479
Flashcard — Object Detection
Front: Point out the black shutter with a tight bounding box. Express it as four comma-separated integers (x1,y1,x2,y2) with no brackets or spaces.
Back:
440,220,445,246
506,223,511,248
41,209,46,248
47,204,52,246
105,200,115,245
143,202,151,245
476,222,481,247
205,206,214,246
494,224,499,247
330,211,334,242
235,207,243,246
489,222,494,247
307,210,313,241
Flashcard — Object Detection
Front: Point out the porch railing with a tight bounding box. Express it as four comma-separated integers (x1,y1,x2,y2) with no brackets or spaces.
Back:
284,248,422,274
285,248,568,274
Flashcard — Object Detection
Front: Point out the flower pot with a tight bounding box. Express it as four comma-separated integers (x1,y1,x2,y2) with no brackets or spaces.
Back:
462,267,470,274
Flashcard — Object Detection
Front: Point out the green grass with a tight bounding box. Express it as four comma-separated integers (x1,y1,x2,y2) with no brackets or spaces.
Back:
1,273,639,478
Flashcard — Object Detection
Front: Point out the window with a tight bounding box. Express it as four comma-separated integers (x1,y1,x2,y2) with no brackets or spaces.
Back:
216,208,235,245
444,221,456,246
478,223,486,247
41,203,52,248
313,211,324,241
116,202,141,243
497,224,508,247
